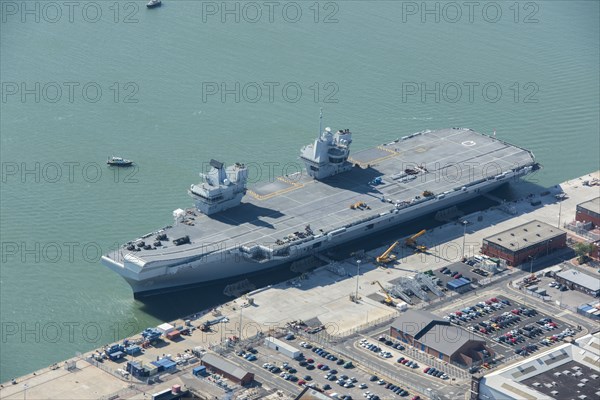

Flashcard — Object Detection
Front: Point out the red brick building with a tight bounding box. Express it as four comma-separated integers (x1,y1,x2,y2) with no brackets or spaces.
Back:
481,220,566,267
576,197,600,227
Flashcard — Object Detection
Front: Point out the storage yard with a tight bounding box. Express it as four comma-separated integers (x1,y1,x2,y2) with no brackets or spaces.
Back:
1,171,599,400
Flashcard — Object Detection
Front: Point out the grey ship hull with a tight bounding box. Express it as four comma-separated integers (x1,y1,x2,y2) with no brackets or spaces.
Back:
101,128,537,297
103,180,506,297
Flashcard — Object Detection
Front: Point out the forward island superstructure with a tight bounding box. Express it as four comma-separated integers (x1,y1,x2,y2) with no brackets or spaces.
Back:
102,124,538,297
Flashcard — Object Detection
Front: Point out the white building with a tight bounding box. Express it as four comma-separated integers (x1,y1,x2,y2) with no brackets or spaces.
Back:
477,332,600,400
264,336,301,359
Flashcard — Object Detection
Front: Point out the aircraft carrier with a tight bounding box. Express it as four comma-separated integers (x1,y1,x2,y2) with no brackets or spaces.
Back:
101,123,538,297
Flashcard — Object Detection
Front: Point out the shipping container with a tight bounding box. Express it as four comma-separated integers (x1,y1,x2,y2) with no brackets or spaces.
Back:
108,351,124,361
125,345,141,355
166,330,181,340
145,364,158,376
193,366,206,376
150,361,164,372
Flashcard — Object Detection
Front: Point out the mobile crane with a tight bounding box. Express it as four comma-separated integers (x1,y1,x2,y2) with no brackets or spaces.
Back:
376,241,399,264
405,229,427,252
373,280,395,306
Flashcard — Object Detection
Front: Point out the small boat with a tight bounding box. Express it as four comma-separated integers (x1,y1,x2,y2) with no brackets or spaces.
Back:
107,156,133,166
146,0,161,8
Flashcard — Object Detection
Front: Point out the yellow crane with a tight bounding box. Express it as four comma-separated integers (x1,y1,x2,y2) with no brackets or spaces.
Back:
350,201,370,210
405,229,427,252
373,280,395,306
376,241,399,264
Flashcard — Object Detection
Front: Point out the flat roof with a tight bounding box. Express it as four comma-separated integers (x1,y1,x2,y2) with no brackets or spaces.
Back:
483,220,565,250
578,197,600,215
521,360,600,399
481,333,600,400
265,336,301,353
295,387,334,400
201,353,251,380
556,269,600,292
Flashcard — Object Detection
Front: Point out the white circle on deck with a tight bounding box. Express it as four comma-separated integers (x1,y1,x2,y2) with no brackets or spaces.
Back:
462,140,476,146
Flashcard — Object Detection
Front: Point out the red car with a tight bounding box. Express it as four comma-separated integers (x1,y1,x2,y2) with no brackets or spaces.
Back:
306,358,314,364
490,297,499,302
317,363,323,369
423,367,430,373
412,397,421,400
298,379,306,386
480,328,487,334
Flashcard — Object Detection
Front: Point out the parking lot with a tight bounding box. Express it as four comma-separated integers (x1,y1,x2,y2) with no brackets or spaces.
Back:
533,273,598,309
436,294,578,363
233,335,422,399
362,334,470,382
432,261,488,290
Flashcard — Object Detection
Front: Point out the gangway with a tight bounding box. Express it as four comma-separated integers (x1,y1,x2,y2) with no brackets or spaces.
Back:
415,273,444,297
389,284,413,305
398,277,429,302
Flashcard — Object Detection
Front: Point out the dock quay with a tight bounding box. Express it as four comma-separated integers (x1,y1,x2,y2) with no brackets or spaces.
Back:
2,171,599,400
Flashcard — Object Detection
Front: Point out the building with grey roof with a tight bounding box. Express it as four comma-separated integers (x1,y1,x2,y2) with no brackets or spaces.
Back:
389,310,492,367
295,387,335,400
200,353,254,385
481,220,566,266
576,197,600,227
555,269,600,297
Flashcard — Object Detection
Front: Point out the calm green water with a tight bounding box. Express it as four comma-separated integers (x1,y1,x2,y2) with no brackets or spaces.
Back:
1,0,598,381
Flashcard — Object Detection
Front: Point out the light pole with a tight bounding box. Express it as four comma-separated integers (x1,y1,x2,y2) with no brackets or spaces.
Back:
355,259,361,301
558,196,563,228
24,384,28,400
239,305,243,341
528,255,535,278
462,220,468,259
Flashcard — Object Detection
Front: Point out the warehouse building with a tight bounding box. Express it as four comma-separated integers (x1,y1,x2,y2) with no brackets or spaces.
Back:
481,220,566,266
576,197,600,227
554,269,600,298
389,310,493,367
200,353,254,385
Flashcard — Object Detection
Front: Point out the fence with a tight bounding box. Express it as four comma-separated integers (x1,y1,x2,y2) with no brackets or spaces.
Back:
99,385,139,400
294,321,445,400
85,357,132,382
333,313,401,340
329,344,443,400
564,221,600,241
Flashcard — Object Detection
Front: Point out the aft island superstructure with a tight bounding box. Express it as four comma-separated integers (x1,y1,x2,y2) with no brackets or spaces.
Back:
101,124,538,297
